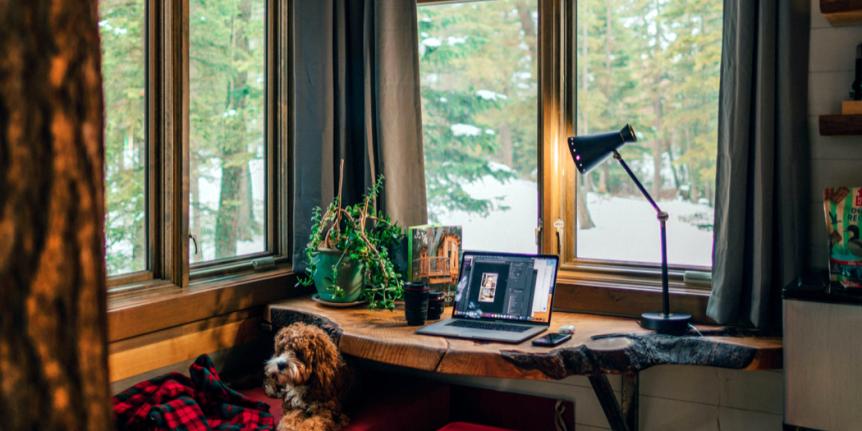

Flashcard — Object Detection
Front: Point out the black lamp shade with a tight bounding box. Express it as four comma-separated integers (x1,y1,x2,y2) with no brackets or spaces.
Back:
567,124,637,174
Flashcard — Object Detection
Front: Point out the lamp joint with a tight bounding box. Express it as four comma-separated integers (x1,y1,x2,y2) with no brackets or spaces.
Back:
657,211,669,221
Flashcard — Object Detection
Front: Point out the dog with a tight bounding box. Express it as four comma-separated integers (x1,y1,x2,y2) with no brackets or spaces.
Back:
264,323,350,431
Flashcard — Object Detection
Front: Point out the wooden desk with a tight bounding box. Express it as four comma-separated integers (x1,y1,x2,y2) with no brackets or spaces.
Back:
267,298,781,431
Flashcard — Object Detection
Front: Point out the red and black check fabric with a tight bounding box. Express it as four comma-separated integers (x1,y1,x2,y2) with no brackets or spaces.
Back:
113,354,275,431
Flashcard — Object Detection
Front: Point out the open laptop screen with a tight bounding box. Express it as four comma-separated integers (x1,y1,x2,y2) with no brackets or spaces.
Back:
452,252,558,324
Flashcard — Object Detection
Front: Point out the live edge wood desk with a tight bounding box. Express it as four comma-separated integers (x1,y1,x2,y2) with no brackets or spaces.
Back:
266,298,781,431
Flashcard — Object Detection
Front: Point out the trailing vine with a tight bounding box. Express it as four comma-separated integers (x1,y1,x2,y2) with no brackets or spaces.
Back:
299,176,404,310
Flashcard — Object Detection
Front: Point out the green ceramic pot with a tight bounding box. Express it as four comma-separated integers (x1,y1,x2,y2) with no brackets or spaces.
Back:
311,249,364,302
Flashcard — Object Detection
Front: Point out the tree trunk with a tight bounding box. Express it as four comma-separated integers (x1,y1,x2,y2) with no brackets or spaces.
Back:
215,0,253,258
0,1,112,429
578,176,596,229
190,155,202,260
597,0,613,195
666,136,681,193
498,124,514,168
236,161,256,241
516,2,538,62
598,164,609,193
577,5,595,230
650,0,664,200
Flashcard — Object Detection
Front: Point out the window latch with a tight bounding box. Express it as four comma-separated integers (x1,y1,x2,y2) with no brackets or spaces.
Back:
252,256,276,272
553,219,565,255
189,234,199,256
535,220,543,247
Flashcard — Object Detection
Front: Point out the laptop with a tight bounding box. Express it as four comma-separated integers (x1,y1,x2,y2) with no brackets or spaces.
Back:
416,251,559,344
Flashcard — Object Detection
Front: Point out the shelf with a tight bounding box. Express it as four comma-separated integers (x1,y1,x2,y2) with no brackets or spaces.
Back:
821,0,862,25
819,114,862,135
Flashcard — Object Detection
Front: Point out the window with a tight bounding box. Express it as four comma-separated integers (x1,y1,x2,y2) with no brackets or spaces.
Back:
100,0,147,276
573,0,722,269
189,0,267,263
100,0,288,290
418,0,721,297
418,0,539,254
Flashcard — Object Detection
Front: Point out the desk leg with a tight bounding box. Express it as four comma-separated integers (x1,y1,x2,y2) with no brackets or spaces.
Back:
588,373,639,431
621,372,639,431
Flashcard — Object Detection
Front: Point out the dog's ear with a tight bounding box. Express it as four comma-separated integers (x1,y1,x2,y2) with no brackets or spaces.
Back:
273,326,290,353
303,326,341,398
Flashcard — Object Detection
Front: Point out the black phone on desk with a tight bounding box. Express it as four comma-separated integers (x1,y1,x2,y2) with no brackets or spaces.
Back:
531,332,572,347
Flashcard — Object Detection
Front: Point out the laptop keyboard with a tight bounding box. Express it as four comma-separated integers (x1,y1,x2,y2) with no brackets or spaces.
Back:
446,320,532,333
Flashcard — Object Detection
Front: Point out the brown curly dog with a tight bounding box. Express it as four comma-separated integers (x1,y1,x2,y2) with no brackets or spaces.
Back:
264,323,350,431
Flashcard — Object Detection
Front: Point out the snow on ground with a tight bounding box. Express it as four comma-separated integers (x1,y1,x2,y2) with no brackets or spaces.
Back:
431,175,538,254
431,174,714,267
577,192,713,267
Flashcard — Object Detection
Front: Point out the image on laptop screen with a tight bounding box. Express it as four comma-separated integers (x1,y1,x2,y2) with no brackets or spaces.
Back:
452,253,558,323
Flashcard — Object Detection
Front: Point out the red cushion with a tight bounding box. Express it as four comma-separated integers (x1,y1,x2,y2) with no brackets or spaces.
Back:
239,387,283,418
437,422,515,431
344,379,450,431
239,379,450,431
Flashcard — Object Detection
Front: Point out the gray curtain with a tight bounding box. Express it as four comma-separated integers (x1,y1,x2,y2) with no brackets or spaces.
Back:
708,0,810,328
292,0,427,268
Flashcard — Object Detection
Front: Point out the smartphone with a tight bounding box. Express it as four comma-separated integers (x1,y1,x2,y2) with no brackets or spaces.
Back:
531,332,572,347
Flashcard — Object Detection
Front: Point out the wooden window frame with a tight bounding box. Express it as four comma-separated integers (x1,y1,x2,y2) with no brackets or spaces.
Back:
419,0,712,320
106,0,297,338
540,0,711,319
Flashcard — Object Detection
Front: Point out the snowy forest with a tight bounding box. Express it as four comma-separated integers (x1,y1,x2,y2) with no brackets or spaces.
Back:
419,0,721,265
100,0,722,275
101,0,265,275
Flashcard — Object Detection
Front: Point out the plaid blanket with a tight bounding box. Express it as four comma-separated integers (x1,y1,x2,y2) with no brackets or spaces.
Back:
113,354,275,431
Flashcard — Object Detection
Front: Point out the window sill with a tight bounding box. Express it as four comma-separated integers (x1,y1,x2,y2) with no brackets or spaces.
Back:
107,267,300,343
554,269,712,323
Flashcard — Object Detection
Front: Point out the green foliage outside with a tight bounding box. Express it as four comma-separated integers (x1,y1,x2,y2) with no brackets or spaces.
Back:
101,0,266,275
101,0,721,274
576,0,722,220
418,1,538,222
419,0,722,229
189,0,266,262
100,0,146,275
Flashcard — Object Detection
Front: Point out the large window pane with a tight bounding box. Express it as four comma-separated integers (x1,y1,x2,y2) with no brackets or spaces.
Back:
575,0,722,267
100,0,147,275
418,0,538,253
190,0,266,263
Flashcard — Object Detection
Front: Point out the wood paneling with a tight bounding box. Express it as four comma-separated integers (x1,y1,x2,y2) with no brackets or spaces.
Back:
108,269,298,342
784,299,862,429
553,279,711,323
109,315,262,382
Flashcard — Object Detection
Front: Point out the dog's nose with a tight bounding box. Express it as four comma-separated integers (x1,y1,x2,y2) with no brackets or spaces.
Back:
277,360,287,371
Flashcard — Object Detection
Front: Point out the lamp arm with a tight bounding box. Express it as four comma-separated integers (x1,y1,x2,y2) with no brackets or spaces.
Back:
612,150,671,317
612,151,664,216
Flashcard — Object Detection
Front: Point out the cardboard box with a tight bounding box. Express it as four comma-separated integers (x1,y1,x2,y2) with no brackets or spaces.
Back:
842,100,862,115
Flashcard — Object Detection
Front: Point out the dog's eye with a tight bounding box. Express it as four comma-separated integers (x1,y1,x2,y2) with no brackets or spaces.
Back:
293,350,305,362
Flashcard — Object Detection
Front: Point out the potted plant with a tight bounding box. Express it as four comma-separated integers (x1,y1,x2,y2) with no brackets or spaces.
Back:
300,176,404,310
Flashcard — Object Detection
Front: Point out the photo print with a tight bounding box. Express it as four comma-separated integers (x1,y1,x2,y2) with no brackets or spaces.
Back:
478,273,498,303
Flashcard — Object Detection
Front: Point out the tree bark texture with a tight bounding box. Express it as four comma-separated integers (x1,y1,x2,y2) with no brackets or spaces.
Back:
0,1,112,429
215,0,254,258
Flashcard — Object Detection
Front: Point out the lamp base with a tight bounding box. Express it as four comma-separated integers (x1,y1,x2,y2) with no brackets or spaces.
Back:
640,312,692,335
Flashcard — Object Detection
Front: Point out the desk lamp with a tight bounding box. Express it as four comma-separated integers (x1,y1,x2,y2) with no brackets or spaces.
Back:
568,124,691,335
